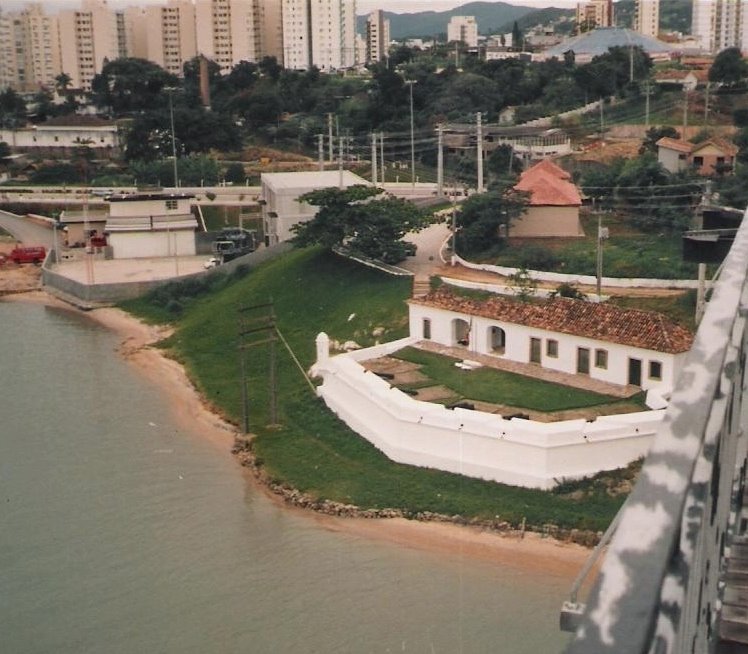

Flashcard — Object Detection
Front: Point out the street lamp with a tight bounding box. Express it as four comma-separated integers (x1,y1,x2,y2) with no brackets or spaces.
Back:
405,80,417,190
164,87,179,189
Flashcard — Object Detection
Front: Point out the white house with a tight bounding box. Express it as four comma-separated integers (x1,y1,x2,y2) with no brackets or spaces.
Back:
104,192,198,259
408,289,693,393
0,115,121,157
260,170,370,246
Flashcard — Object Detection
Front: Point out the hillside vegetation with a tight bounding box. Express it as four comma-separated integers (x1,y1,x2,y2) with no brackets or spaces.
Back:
123,248,627,532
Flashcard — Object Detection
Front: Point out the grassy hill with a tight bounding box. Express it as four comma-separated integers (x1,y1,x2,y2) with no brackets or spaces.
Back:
123,247,626,532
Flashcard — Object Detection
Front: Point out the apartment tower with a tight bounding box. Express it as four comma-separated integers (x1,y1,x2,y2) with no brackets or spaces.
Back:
57,0,120,90
282,0,356,71
447,15,478,48
576,0,614,29
634,0,660,37
692,0,748,53
365,10,390,64
0,4,61,92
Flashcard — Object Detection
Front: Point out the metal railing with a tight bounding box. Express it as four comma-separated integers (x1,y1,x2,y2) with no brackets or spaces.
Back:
564,208,748,653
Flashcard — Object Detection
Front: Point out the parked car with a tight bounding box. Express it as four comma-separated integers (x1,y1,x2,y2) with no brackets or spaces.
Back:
10,246,46,264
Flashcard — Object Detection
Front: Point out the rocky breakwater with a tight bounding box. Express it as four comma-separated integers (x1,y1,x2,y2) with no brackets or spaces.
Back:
232,436,602,547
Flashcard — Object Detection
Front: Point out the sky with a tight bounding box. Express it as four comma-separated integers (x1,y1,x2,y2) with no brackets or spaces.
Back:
7,0,581,16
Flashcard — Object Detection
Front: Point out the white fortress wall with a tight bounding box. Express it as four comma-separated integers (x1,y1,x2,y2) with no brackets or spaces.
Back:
312,334,661,490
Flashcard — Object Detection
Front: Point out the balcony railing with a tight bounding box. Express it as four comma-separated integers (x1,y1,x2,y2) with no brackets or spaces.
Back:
563,208,748,652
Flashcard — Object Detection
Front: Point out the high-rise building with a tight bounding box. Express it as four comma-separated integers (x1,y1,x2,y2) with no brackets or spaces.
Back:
635,0,660,37
0,4,61,92
57,0,120,90
125,0,197,77
692,0,748,53
282,0,356,71
447,15,478,48
576,1,614,30
366,10,390,64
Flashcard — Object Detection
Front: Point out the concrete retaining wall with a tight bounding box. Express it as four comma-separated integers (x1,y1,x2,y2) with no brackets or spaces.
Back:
452,254,703,290
42,241,293,304
312,335,661,489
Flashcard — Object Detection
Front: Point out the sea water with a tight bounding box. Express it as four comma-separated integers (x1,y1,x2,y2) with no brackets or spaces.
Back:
0,302,572,653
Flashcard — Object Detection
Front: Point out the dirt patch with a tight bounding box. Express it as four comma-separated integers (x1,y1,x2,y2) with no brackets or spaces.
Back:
467,399,644,423
412,385,457,402
0,239,42,294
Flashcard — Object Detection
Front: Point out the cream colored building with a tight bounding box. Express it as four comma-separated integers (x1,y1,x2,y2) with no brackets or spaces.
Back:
57,0,120,91
447,16,478,48
635,0,659,37
125,1,197,77
0,4,61,92
692,0,748,53
282,0,356,71
366,10,390,64
576,0,614,29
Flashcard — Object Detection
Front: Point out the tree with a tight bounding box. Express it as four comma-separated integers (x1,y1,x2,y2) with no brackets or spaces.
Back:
709,47,748,87
224,162,245,184
455,186,528,256
291,185,427,262
512,21,523,50
639,125,679,154
0,141,11,163
0,88,27,128
91,58,179,114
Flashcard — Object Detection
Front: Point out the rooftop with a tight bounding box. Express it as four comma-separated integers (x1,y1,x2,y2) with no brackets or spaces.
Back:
261,170,370,191
514,159,581,206
411,288,694,354
544,27,672,59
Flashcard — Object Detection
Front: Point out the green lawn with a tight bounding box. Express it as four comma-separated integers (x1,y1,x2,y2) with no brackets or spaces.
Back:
122,247,626,531
392,347,636,411
496,213,702,280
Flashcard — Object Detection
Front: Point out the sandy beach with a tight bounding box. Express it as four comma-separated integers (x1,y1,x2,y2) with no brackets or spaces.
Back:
2,290,594,579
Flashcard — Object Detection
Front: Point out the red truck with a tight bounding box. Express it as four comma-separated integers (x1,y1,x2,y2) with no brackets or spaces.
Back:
10,246,47,264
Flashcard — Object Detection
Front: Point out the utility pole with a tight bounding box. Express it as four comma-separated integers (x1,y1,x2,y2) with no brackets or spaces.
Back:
644,80,651,128
629,45,634,84
338,135,344,189
704,82,711,125
436,124,444,197
599,98,604,141
476,111,484,193
371,132,378,185
237,301,279,434
327,113,334,162
380,131,385,184
508,144,514,175
683,88,689,134
596,212,608,300
405,80,417,190
166,87,179,188
318,134,324,171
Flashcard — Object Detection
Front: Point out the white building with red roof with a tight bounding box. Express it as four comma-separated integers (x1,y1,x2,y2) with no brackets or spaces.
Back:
511,159,584,238
409,288,693,394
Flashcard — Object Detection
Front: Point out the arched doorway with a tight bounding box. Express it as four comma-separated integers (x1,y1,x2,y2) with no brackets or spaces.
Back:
489,326,506,353
453,318,470,347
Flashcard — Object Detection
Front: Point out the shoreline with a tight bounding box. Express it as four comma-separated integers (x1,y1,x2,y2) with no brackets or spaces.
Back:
3,290,595,578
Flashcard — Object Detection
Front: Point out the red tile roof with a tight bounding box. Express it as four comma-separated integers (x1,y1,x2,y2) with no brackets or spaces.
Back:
514,159,581,207
411,289,694,354
656,137,693,153
690,137,738,157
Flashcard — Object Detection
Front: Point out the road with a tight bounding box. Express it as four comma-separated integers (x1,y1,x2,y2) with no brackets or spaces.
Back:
0,211,54,247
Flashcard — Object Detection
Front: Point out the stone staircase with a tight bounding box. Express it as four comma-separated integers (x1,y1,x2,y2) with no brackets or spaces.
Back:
412,277,431,298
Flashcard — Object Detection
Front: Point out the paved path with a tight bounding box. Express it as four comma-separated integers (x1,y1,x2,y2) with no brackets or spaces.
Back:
0,211,54,248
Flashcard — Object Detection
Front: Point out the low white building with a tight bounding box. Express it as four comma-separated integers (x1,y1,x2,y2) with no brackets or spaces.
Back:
260,170,370,246
408,289,693,393
0,115,121,157
105,192,198,259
